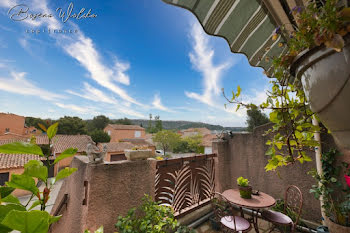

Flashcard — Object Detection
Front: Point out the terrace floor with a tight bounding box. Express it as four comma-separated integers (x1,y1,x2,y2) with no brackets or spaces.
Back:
194,218,282,233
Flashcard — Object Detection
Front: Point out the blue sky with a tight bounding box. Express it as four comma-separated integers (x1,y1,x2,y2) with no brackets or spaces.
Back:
0,0,269,127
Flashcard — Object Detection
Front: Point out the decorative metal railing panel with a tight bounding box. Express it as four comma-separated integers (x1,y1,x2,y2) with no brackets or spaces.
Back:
155,154,216,215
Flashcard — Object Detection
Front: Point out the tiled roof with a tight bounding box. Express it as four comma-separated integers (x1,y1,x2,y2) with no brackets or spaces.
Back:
98,142,134,152
106,124,145,130
201,134,217,147
0,135,96,154
0,153,40,170
0,138,28,145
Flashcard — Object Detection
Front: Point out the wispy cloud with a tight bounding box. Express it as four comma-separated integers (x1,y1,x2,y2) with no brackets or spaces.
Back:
185,22,232,106
55,102,97,114
66,82,145,118
0,71,65,101
152,93,175,112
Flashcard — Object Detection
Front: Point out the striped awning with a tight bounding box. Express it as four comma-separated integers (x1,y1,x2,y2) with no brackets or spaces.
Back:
163,0,307,76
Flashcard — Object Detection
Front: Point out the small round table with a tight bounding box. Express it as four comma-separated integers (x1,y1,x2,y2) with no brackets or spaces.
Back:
222,189,276,233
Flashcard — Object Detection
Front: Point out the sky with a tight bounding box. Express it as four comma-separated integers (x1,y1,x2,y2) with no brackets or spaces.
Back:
0,0,270,127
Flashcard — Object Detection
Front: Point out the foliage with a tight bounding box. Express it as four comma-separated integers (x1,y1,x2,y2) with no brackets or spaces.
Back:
84,226,104,233
153,130,181,156
115,195,178,233
90,115,110,130
246,108,270,132
112,117,132,125
237,177,249,187
146,114,163,133
89,130,111,143
173,134,203,153
224,0,350,171
309,149,350,226
0,123,77,232
57,116,87,135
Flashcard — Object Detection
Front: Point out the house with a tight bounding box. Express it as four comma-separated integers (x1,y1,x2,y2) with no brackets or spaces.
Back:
0,113,39,140
104,124,146,142
181,128,211,137
99,139,155,162
201,134,217,154
0,135,96,196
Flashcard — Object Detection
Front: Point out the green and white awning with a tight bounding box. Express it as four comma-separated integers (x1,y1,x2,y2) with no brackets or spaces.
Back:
163,0,304,75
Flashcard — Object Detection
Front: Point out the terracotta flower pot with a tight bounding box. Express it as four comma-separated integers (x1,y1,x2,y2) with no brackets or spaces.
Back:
324,216,350,233
291,34,350,150
124,149,154,161
238,185,252,199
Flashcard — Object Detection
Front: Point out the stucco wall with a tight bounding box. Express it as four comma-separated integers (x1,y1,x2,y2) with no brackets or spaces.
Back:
213,123,325,223
50,156,157,233
104,125,146,142
0,113,25,136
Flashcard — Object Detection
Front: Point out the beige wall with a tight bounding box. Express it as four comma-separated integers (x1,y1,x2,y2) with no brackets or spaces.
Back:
104,125,145,142
213,124,324,223
0,113,25,136
0,168,32,197
50,156,157,233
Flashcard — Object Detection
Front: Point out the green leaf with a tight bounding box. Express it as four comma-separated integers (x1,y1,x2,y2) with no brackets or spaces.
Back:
6,174,39,194
29,200,41,210
94,226,104,233
236,104,240,111
55,167,77,183
295,131,303,139
1,210,50,233
0,204,26,232
54,148,78,164
1,194,20,204
236,85,241,97
47,122,59,140
37,123,47,132
0,186,15,199
275,142,283,150
49,215,61,224
0,142,43,156
23,160,48,182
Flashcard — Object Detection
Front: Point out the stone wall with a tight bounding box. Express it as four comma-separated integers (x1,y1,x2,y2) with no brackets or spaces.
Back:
50,156,157,233
213,123,326,223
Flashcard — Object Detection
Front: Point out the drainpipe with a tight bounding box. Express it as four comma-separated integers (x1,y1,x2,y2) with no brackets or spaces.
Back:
312,116,326,224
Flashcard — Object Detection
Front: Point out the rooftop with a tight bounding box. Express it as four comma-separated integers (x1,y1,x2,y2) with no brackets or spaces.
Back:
0,153,40,170
106,124,145,130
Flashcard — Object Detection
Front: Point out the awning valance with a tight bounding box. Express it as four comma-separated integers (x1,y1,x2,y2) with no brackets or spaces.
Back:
163,0,305,75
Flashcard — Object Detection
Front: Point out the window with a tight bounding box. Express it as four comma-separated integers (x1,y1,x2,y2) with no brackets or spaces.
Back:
5,128,9,133
0,172,9,186
107,130,111,136
135,131,141,138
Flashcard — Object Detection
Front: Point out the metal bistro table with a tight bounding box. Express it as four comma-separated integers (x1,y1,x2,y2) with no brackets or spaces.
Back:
222,189,276,233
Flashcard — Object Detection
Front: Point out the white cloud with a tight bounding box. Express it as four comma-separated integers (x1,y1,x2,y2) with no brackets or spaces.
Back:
66,82,145,118
152,93,175,112
0,71,65,101
113,59,130,85
55,102,97,114
185,22,231,106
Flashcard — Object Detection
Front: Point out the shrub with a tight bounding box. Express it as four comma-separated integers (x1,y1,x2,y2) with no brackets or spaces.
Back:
115,195,194,233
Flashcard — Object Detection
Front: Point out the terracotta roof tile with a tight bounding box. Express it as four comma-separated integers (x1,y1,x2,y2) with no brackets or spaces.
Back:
107,124,145,130
0,153,40,169
119,138,154,147
201,134,217,147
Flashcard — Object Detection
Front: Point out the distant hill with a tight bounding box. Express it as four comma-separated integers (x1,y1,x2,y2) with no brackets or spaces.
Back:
129,119,246,132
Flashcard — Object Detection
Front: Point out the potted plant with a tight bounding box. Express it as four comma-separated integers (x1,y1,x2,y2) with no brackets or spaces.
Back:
309,149,350,232
124,146,154,161
237,177,252,199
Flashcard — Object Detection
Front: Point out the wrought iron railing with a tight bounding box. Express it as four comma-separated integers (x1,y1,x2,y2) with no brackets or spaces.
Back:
155,154,216,216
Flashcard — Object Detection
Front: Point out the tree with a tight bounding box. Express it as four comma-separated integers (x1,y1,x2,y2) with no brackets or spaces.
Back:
153,130,181,156
154,115,163,133
25,117,51,129
246,109,270,132
89,130,111,143
91,115,110,130
113,117,132,125
173,134,203,153
57,116,87,135
147,114,153,133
